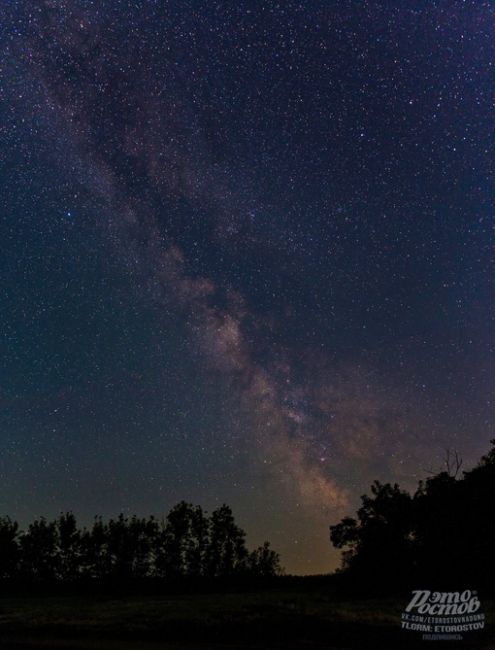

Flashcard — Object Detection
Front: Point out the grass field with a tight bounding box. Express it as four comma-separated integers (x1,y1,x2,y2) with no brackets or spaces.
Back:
0,590,492,649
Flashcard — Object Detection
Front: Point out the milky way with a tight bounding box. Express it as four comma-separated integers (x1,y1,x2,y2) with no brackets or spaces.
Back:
1,1,494,573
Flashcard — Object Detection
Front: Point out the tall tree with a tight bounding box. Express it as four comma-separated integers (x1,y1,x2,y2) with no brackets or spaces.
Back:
248,541,282,577
56,512,81,581
0,517,19,580
79,517,111,580
207,504,248,577
19,518,58,581
330,481,414,587
157,502,208,577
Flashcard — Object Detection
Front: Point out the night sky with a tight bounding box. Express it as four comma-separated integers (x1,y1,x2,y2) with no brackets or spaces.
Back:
1,1,494,574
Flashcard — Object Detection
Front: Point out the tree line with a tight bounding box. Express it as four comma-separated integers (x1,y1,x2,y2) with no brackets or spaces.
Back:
0,501,282,585
330,439,495,593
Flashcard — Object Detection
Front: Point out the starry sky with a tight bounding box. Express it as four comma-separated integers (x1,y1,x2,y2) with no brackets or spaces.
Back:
1,1,494,574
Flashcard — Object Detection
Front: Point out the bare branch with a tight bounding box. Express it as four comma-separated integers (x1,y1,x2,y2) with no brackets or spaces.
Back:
422,448,463,479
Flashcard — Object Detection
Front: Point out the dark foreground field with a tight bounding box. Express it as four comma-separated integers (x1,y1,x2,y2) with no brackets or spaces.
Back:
0,590,493,650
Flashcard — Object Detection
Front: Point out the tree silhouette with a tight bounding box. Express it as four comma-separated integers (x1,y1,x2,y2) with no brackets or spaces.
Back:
248,541,282,577
156,502,207,578
0,501,282,585
19,518,58,581
105,514,157,581
330,482,414,587
79,517,111,580
0,517,19,580
0,502,282,587
57,512,81,581
330,439,495,593
206,504,248,577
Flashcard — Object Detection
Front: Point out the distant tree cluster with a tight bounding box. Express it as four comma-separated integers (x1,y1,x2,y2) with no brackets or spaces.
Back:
330,440,495,592
0,502,281,584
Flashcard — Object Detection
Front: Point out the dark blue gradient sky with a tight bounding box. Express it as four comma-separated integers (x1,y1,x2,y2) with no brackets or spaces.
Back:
1,1,494,573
